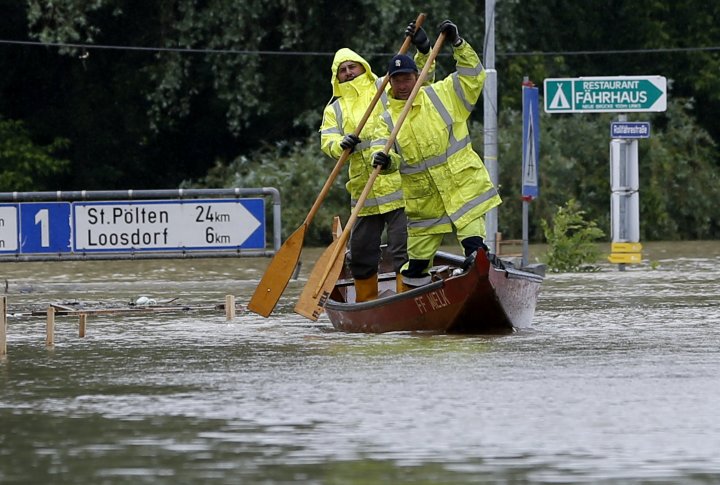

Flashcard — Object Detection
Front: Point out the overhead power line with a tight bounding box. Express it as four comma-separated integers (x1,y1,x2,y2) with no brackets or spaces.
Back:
1,38,719,57
503,46,720,57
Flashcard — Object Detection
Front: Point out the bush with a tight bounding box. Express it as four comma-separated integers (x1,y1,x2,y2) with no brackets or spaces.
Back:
0,118,69,191
541,199,605,272
187,135,350,246
490,97,720,242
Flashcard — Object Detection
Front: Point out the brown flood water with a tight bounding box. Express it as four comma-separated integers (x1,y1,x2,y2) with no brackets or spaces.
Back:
1,240,719,484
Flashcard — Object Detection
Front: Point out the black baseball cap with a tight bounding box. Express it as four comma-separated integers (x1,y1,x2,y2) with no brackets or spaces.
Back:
388,54,418,76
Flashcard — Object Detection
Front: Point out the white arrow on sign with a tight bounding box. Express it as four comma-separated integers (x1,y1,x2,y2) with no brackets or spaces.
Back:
234,202,262,244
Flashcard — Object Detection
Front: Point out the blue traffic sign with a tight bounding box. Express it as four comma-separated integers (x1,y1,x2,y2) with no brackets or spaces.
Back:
610,121,651,139
20,202,72,253
2,198,267,258
522,85,540,199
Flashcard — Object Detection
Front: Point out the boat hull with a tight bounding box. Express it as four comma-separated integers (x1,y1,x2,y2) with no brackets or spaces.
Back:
324,250,543,334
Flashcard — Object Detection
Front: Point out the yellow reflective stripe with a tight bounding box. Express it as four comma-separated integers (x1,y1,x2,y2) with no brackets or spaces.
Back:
381,111,394,131
456,64,483,77
356,140,372,151
381,112,405,159
425,87,453,126
355,138,387,151
407,214,453,229
332,101,343,131
321,127,342,135
351,189,404,208
407,187,498,230
399,135,471,175
449,187,499,223
375,78,389,109
452,72,474,112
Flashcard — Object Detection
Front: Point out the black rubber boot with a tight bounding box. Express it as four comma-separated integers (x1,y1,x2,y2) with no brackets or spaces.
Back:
399,259,432,290
460,236,488,256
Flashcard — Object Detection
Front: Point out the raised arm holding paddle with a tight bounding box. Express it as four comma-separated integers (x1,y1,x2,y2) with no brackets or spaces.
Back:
247,13,427,317
294,29,448,321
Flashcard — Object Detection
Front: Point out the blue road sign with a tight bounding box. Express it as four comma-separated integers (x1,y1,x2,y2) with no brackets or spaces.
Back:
19,202,72,253
610,121,651,139
522,85,540,199
2,198,267,258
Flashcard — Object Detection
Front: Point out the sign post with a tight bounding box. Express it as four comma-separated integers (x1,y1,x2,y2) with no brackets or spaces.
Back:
521,78,540,266
543,75,666,269
608,116,643,268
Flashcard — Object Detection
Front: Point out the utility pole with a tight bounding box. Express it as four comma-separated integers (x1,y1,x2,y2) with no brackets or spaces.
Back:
483,0,498,252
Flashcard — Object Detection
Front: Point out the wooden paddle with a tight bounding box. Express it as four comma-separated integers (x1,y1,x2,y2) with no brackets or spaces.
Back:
247,13,427,318
295,32,448,321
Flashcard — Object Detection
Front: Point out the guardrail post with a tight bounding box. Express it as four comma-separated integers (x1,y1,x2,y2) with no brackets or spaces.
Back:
46,307,55,347
79,313,87,337
1,296,7,358
225,295,236,320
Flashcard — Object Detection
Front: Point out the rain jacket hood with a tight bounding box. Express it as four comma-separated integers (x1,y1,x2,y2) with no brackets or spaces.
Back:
330,48,377,98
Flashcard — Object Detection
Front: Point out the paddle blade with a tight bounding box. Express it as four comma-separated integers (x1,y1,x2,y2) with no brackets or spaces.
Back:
294,238,347,321
247,225,306,317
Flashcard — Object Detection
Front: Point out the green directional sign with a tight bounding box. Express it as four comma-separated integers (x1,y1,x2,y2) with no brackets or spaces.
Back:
544,76,667,113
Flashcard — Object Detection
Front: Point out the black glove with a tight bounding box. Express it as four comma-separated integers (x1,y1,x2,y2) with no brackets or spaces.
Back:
405,21,430,54
371,151,390,169
438,20,462,47
340,134,361,151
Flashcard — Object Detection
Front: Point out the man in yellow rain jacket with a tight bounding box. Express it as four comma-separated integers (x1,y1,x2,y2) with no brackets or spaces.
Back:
371,20,502,290
320,22,434,301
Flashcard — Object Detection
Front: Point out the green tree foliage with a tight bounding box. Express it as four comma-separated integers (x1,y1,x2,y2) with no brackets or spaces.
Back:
494,97,720,242
190,135,350,244
26,0,112,51
0,0,717,245
24,0,489,137
493,109,612,243
497,1,720,142
0,118,69,191
540,199,605,273
14,0,490,190
641,99,720,239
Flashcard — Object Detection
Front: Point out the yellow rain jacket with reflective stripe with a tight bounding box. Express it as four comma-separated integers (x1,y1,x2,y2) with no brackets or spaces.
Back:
320,48,433,217
378,41,501,235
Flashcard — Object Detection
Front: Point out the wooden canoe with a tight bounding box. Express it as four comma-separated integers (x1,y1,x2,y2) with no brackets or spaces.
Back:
324,249,544,334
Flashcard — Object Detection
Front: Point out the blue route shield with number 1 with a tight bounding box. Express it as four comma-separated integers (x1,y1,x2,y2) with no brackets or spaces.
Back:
20,202,72,253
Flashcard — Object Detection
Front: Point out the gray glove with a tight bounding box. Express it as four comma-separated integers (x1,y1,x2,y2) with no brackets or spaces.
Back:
372,152,390,169
438,20,462,47
406,21,430,54
340,134,361,151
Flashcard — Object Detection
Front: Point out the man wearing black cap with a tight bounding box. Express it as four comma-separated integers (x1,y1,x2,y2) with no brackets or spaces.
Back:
371,20,502,291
